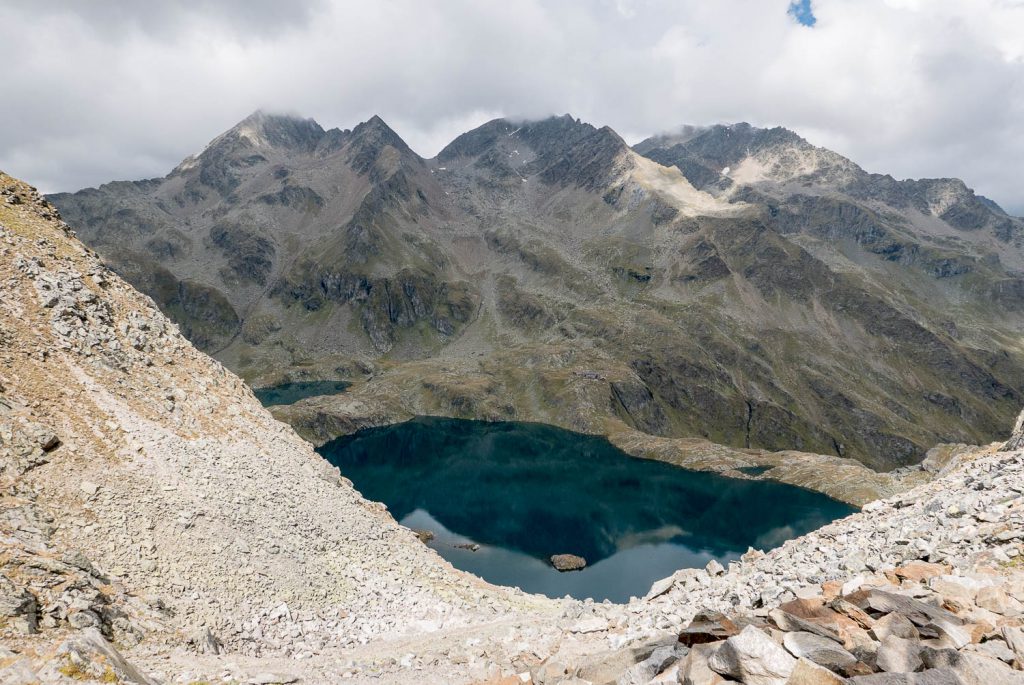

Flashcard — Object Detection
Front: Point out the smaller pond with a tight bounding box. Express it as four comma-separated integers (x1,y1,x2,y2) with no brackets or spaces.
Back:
319,417,855,602
253,380,351,407
735,465,774,477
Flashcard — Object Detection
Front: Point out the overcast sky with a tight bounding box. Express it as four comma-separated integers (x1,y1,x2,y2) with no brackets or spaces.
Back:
2,0,1022,214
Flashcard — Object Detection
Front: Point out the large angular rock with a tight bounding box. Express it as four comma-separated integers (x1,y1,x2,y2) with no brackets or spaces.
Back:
783,631,857,674
36,628,158,684
787,658,848,685
0,575,37,634
920,646,1024,685
894,562,950,584
876,635,923,673
770,599,844,641
847,669,966,683
679,642,726,685
870,613,919,642
852,590,962,630
679,610,740,646
975,586,1023,616
616,644,683,685
1002,626,1024,665
708,625,796,685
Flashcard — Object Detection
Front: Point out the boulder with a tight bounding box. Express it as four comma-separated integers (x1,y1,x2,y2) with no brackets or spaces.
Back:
846,669,967,683
679,610,740,646
870,613,919,642
787,658,848,685
646,575,675,600
1002,626,1024,664
975,586,1022,616
708,625,795,685
189,627,222,654
0,575,37,634
770,602,843,642
876,635,923,673
920,646,1024,685
783,631,857,674
894,562,950,584
37,628,158,684
616,644,683,685
551,554,586,572
679,642,726,685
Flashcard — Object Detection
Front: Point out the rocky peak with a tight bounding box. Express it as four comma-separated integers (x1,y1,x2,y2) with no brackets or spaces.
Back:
435,118,517,162
346,115,420,176
170,110,326,191
641,123,812,171
439,114,631,189
200,110,326,158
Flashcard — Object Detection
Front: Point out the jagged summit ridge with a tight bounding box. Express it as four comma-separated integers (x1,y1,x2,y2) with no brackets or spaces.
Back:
47,110,1024,469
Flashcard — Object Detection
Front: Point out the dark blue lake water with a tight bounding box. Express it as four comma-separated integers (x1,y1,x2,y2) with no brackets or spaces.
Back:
318,417,855,602
253,380,351,406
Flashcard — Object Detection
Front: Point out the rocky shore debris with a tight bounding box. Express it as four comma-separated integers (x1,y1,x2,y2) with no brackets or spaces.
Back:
413,529,435,543
550,554,587,572
456,542,482,552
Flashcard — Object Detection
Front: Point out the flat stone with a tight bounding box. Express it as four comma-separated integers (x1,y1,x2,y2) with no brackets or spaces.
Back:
708,625,795,685
646,575,675,600
245,674,299,685
895,562,950,584
570,617,608,634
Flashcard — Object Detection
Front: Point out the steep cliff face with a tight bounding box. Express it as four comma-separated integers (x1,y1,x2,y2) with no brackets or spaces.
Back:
50,114,1024,468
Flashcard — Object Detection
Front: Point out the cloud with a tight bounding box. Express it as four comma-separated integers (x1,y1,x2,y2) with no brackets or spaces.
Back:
1,0,1021,214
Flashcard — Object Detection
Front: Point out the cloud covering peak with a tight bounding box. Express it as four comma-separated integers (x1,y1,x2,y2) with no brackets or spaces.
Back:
1,0,1021,213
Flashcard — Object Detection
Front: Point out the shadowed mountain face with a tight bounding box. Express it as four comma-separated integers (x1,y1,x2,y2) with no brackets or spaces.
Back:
50,112,1024,469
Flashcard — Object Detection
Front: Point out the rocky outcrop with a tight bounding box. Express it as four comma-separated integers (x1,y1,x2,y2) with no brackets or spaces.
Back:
1003,409,1024,451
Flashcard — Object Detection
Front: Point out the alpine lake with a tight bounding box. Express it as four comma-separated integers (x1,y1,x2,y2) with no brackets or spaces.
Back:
314,416,855,602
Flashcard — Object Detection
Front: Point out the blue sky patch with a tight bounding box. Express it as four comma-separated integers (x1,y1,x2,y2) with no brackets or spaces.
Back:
788,0,817,26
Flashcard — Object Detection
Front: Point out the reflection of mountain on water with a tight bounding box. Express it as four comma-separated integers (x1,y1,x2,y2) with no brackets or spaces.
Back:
615,525,689,551
320,417,855,569
400,509,721,602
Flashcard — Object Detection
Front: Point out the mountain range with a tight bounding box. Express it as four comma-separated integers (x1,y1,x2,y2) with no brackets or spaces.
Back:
49,110,1024,469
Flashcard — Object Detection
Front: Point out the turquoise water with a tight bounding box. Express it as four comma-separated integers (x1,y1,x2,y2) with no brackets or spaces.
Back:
253,380,350,406
318,417,855,602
